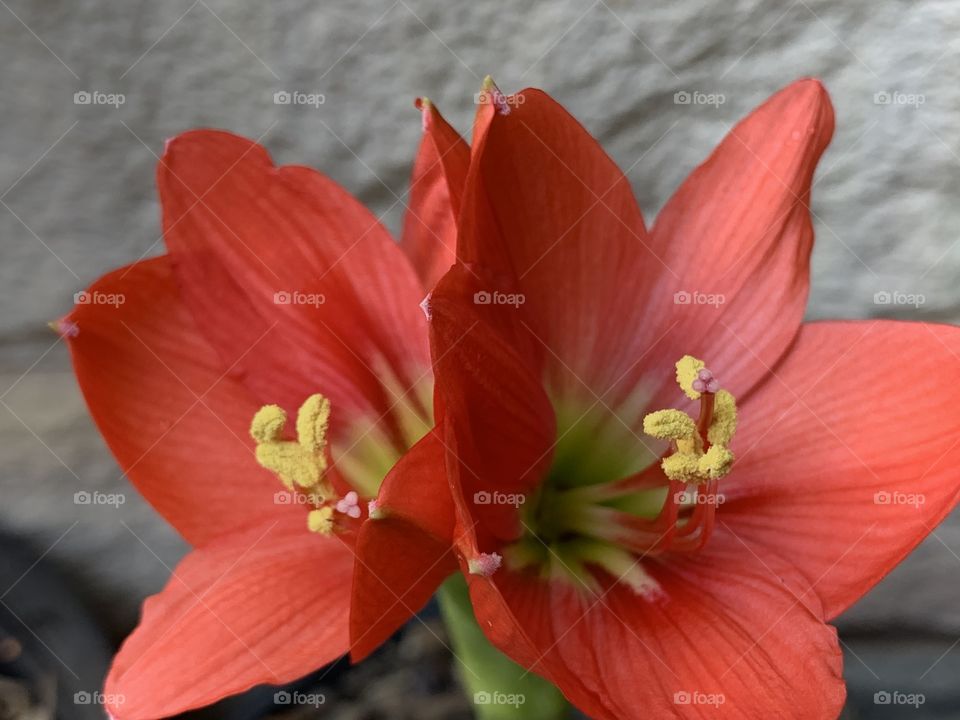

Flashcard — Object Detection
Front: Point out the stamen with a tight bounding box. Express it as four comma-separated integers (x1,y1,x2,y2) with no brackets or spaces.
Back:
48,319,79,339
250,397,332,491
367,499,385,519
643,356,738,485
468,552,503,577
307,507,335,535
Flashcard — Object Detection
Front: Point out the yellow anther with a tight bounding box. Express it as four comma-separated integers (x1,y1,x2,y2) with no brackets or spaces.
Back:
296,394,331,454
643,410,697,440
307,506,334,535
250,405,286,443
698,445,734,480
250,394,332,492
675,355,706,400
642,410,697,440
644,357,739,484
661,452,702,483
707,390,738,446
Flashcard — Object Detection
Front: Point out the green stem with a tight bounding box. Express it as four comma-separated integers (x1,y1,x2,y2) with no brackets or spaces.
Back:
437,573,571,720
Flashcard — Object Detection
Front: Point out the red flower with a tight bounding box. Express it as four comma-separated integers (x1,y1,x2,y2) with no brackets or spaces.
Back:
426,79,960,718
62,99,466,719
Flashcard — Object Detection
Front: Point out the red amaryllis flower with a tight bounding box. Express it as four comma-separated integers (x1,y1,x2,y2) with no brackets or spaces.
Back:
60,99,468,719
426,79,960,718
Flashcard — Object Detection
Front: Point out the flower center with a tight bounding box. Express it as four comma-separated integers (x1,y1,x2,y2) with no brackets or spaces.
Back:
499,356,738,596
249,373,433,536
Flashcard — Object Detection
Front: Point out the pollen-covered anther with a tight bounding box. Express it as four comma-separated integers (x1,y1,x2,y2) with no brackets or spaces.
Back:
644,355,739,483
468,552,503,577
336,491,362,519
249,395,332,492
307,506,334,535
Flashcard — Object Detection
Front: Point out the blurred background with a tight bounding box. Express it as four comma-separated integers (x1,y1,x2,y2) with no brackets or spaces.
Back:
2,1,960,718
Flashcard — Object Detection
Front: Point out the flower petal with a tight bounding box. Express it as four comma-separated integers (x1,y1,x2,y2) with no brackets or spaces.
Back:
65,256,301,546
349,428,457,662
104,522,353,719
643,79,834,402
429,264,556,541
158,130,429,434
463,529,845,719
400,99,469,289
455,87,654,400
722,320,960,619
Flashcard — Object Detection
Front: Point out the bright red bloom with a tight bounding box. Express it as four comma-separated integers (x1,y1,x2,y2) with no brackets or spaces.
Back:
426,79,960,718
62,100,467,718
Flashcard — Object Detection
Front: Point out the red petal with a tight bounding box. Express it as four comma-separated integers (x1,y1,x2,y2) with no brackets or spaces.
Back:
722,320,960,619
65,257,301,546
455,87,654,397
104,523,353,719
429,265,556,541
465,529,845,719
643,79,834,402
158,130,429,433
349,428,457,661
401,100,469,289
